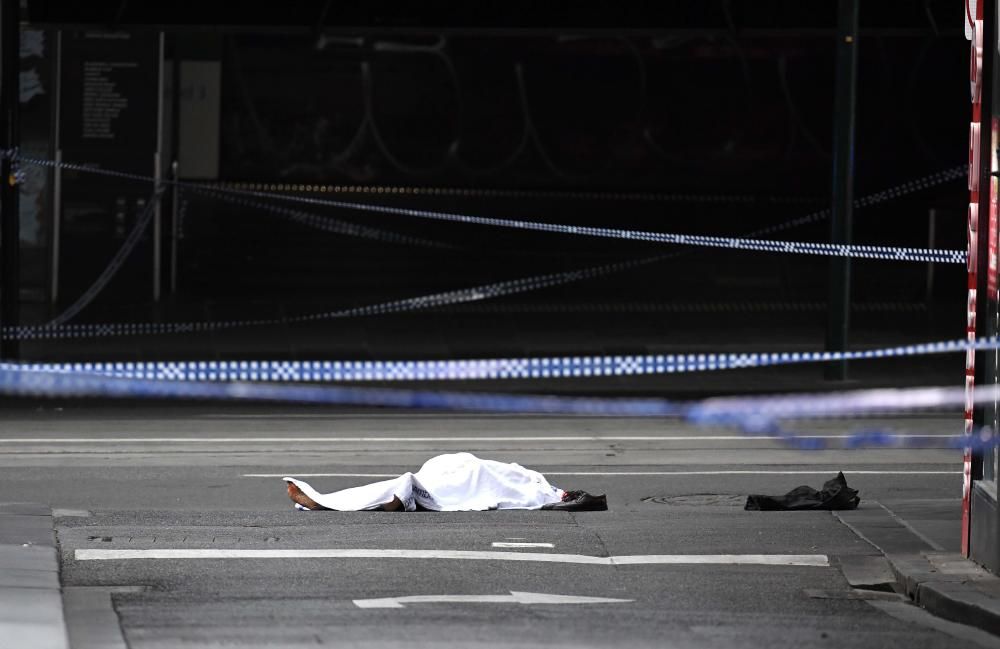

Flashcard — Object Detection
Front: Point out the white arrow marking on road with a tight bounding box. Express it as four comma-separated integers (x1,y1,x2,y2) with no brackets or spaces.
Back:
353,591,633,609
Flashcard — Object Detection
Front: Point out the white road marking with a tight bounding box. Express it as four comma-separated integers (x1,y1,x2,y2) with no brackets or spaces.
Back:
198,413,959,421
492,542,554,548
259,473,403,478
200,414,645,419
52,509,92,518
0,435,959,443
73,548,829,567
353,591,632,609
242,470,962,478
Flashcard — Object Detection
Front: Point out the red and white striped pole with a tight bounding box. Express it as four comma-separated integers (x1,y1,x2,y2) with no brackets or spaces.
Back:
964,0,985,558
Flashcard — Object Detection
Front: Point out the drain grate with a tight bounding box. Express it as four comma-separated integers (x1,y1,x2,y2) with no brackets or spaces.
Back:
641,494,746,507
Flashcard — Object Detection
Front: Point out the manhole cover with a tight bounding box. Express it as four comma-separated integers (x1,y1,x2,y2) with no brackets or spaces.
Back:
641,494,745,507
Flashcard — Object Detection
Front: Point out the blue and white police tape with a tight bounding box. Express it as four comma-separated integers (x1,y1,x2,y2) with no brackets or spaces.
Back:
8,154,964,334
49,186,165,327
0,276,932,343
685,387,999,448
722,421,971,451
752,166,966,237
733,422,981,452
0,362,993,451
229,163,966,253
201,163,966,256
689,383,995,451
6,154,966,336
410,301,929,314
188,185,458,250
2,253,669,340
13,152,156,186
8,335,996,382
0,364,681,415
18,151,956,209
196,183,968,265
2,161,964,340
218,180,822,205
688,386,967,424
841,427,988,451
13,154,967,265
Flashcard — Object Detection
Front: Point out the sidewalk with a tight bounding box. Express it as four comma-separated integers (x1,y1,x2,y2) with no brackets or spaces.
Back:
0,503,68,649
837,499,1000,636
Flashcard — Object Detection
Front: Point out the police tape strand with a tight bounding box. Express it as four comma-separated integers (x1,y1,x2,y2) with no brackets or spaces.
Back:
750,167,966,237
12,153,967,265
0,362,994,451
204,164,966,251
2,253,669,339
1,163,968,338
5,335,994,382
3,154,965,338
187,185,459,251
221,180,821,205
184,180,968,265
731,421,983,452
48,185,165,327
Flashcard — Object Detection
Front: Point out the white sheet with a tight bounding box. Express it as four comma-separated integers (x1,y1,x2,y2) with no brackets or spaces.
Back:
284,453,565,511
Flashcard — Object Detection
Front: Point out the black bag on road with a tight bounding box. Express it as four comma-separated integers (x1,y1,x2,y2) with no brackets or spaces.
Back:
744,472,860,511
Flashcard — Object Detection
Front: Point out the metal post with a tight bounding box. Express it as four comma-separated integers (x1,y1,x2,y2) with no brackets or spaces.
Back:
825,0,859,381
50,30,62,306
0,0,20,360
170,159,178,293
153,31,164,302
971,0,997,557
169,36,181,294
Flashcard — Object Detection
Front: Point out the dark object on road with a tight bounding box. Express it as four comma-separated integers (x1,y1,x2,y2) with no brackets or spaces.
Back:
744,472,860,511
541,490,608,511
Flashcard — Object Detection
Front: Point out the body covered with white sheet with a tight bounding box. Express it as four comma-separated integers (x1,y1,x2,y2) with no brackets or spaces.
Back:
284,453,564,511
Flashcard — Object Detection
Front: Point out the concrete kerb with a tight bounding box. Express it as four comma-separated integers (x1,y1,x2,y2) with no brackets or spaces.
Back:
0,503,70,649
834,504,1000,637
886,552,1000,637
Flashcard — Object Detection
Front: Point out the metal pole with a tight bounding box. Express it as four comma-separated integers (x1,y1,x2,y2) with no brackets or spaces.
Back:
825,0,859,381
971,0,996,555
50,30,62,306
153,31,164,302
0,0,20,360
169,36,181,294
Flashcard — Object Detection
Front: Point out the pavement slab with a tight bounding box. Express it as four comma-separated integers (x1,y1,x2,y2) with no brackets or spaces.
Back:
836,500,1000,639
0,505,69,649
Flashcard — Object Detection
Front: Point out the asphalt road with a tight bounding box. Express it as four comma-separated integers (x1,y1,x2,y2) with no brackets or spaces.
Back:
0,407,985,649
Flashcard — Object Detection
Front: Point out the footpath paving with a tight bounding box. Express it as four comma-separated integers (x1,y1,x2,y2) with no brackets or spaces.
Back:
0,503,68,649
837,499,1000,637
